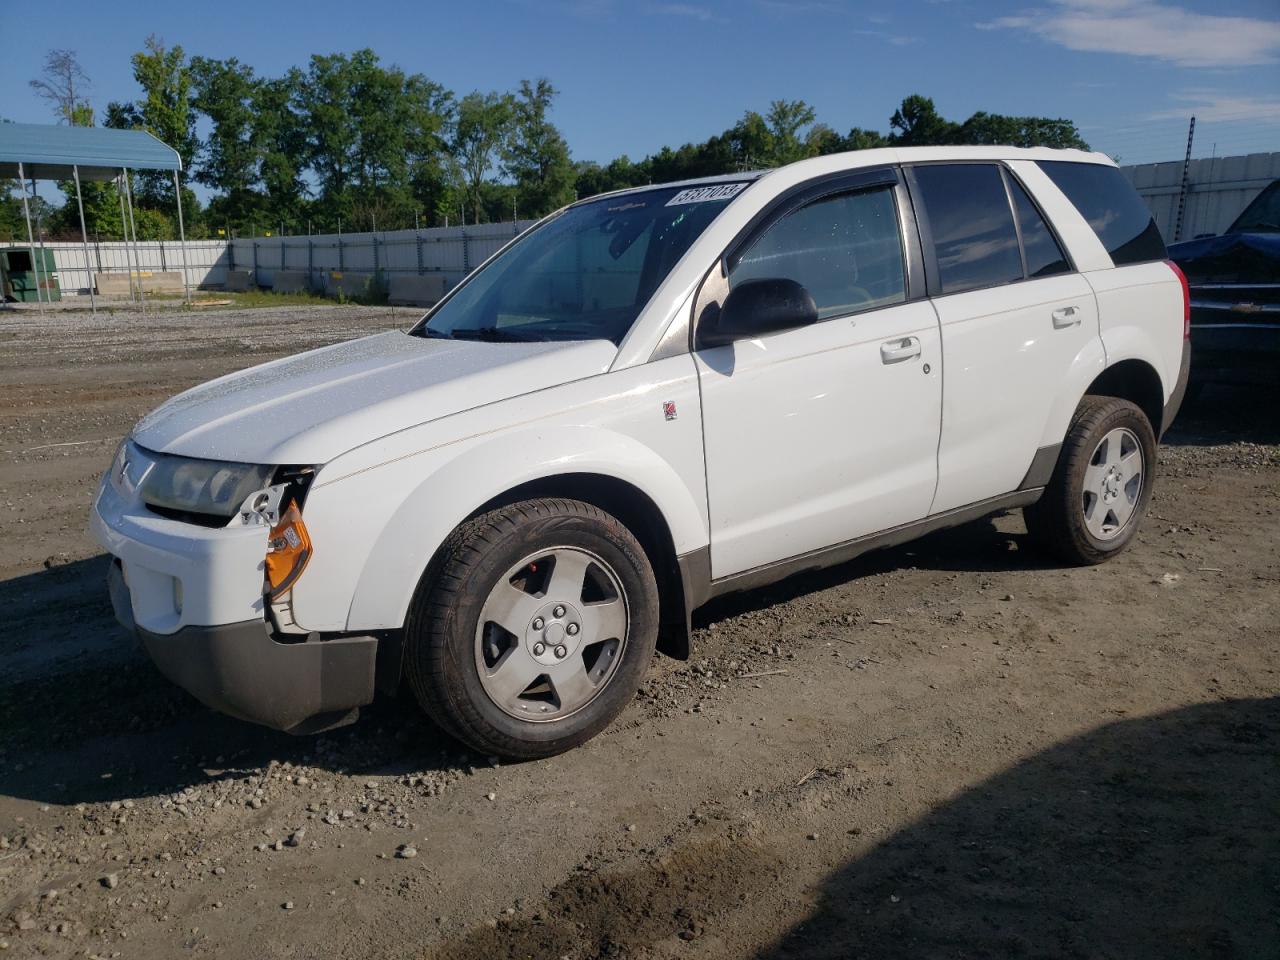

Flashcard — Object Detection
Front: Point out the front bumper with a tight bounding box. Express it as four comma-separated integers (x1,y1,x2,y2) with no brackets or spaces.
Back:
108,561,377,733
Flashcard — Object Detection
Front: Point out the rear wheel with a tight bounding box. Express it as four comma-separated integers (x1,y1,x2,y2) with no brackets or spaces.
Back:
404,498,659,759
1024,396,1156,565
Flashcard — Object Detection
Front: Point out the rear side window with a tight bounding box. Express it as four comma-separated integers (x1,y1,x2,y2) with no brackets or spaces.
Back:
912,163,1023,295
1006,174,1070,278
730,186,906,319
1038,160,1166,265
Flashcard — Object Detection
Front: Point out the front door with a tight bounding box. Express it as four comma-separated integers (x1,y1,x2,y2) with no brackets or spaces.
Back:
694,179,943,579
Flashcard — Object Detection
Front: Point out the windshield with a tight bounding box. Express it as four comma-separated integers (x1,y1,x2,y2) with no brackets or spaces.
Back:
413,182,751,344
1229,180,1280,234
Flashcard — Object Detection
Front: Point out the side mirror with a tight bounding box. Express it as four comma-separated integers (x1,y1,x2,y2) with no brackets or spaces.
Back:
699,278,819,348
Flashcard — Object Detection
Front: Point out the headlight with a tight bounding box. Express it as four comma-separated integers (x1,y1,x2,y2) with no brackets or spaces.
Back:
139,450,275,520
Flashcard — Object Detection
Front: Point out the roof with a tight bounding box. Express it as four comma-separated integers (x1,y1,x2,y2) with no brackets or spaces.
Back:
0,122,181,181
583,146,1113,205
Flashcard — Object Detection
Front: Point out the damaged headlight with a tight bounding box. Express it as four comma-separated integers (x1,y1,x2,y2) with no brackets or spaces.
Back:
139,449,275,520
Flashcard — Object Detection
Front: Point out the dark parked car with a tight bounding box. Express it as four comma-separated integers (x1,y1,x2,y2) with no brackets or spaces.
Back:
1169,179,1280,387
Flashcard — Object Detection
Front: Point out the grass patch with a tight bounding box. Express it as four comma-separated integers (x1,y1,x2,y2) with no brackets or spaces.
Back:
199,289,335,309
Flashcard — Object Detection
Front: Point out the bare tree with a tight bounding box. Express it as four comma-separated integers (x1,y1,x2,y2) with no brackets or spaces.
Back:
30,49,92,125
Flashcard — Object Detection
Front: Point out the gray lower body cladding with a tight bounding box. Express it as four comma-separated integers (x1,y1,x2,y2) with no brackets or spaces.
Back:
108,561,377,734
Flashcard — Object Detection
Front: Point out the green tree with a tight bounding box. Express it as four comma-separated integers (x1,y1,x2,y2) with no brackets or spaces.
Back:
130,36,198,169
839,126,892,151
295,50,452,229
504,79,575,218
296,51,361,213
254,71,310,231
728,111,774,170
956,111,1089,149
889,94,959,145
764,99,817,165
190,57,259,212
103,35,198,221
452,91,514,223
0,181,27,244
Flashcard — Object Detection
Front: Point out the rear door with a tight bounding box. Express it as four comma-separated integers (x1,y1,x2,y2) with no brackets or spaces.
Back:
695,174,942,579
907,162,1101,513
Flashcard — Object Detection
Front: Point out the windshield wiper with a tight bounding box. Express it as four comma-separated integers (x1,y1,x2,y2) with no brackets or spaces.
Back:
445,326,535,343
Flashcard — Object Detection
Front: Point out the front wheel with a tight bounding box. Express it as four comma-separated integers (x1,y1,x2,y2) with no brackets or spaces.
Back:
1024,396,1157,565
404,498,659,759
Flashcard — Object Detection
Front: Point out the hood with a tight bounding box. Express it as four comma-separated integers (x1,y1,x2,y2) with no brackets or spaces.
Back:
1169,231,1280,285
133,331,618,464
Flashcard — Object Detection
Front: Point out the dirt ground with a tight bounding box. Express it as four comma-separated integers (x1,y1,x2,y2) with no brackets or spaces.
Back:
1,301,1277,960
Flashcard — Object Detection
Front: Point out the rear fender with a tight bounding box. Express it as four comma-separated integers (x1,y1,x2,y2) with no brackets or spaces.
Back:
1036,335,1108,451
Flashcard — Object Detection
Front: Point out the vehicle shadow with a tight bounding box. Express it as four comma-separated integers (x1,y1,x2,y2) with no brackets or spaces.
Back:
757,695,1280,960
695,515,1051,628
0,558,462,807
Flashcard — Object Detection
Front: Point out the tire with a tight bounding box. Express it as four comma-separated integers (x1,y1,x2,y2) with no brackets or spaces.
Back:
1024,396,1157,566
404,498,659,759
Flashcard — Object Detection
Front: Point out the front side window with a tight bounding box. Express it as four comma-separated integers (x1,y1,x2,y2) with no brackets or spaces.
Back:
913,163,1023,295
729,187,907,319
416,182,750,344
1038,160,1166,266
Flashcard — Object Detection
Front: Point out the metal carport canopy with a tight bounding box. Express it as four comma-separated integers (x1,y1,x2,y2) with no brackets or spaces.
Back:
0,122,181,181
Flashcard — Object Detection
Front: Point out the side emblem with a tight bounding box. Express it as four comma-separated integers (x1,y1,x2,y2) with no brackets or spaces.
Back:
662,401,678,421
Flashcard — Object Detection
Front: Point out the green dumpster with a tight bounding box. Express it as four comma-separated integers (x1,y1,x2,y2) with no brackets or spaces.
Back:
1,247,61,302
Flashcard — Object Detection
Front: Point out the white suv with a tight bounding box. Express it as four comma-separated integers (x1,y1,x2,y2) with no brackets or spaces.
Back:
92,147,1190,758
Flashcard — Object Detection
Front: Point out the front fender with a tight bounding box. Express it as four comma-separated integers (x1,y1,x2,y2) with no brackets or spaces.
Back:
286,355,706,633
340,425,708,631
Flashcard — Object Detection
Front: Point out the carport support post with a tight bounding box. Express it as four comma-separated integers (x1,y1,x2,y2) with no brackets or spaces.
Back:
116,175,137,302
122,169,146,313
173,170,192,304
16,163,45,317
72,166,97,316
31,179,52,310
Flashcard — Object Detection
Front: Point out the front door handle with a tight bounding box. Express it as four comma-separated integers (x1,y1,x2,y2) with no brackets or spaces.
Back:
1052,305,1081,328
880,336,921,364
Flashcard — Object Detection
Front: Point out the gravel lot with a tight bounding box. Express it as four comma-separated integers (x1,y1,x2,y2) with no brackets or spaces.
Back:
1,301,1277,960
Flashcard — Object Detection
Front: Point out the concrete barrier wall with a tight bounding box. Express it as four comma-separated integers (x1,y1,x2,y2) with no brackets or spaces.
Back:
226,269,255,292
94,271,185,295
387,274,447,306
271,270,312,293
324,271,375,298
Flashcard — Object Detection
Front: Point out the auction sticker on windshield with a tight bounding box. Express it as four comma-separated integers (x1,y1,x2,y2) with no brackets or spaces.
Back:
665,183,749,206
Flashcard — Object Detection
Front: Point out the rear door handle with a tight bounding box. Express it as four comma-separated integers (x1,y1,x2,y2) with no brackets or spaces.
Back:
880,336,921,364
1052,305,1081,328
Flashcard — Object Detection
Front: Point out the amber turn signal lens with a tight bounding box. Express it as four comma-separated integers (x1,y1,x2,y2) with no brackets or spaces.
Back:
265,503,312,599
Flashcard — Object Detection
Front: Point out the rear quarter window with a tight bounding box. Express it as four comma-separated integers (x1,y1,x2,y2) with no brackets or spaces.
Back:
1038,160,1166,266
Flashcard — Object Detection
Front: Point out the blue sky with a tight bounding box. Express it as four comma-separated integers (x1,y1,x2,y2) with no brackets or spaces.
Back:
3,0,1279,173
